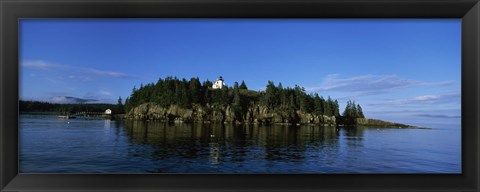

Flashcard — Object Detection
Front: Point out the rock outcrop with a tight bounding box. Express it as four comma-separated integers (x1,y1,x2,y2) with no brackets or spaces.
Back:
353,118,416,128
337,117,415,128
124,102,337,125
125,103,414,128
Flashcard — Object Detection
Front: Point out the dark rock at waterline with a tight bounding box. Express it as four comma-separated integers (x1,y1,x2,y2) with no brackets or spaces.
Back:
124,102,337,125
124,103,415,128
337,116,416,128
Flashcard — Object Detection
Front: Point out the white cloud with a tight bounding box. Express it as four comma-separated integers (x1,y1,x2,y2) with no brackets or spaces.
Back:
82,89,114,101
99,90,112,96
23,60,51,68
310,74,417,92
307,74,455,97
22,60,141,80
365,108,461,126
368,92,460,106
414,95,439,101
50,96,98,104
417,114,461,118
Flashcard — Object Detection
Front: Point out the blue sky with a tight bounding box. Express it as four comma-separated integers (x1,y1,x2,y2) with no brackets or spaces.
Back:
20,19,461,125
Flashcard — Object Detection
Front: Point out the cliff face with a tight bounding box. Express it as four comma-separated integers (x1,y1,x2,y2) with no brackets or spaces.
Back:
124,102,337,125
125,103,415,128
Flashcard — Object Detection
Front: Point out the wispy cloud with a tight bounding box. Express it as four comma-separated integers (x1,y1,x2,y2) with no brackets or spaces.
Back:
365,108,461,126
307,74,455,96
22,60,141,80
67,75,94,82
367,108,460,115
84,90,112,100
99,90,112,96
417,114,461,118
50,96,98,104
369,92,460,106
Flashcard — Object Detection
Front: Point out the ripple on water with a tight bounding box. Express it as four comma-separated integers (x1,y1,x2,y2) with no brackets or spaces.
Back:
19,115,461,173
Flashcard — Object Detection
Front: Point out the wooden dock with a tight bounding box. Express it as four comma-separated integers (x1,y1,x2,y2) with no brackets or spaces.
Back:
57,115,76,119
72,111,112,119
57,110,114,119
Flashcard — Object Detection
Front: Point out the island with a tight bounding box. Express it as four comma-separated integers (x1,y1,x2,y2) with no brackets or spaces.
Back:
122,76,416,128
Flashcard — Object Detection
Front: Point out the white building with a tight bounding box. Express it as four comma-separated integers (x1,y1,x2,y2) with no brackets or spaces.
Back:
105,109,112,115
212,76,225,89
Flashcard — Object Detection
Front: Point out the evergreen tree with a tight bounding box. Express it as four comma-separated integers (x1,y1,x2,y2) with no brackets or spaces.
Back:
324,100,332,116
263,81,277,108
343,100,353,117
189,77,202,104
313,93,324,116
232,82,242,118
116,96,124,113
357,104,365,118
333,100,340,117
239,80,248,89
123,76,346,121
342,100,365,119
117,96,123,105
233,81,239,90
289,94,296,110
124,97,130,112
350,101,356,117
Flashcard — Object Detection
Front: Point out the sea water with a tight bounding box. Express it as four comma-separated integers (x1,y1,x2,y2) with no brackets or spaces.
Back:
19,114,461,173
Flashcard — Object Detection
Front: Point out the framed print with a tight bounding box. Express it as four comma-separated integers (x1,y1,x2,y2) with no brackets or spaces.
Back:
1,0,479,191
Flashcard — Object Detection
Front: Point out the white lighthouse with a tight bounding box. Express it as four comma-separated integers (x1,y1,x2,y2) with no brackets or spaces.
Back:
212,76,225,89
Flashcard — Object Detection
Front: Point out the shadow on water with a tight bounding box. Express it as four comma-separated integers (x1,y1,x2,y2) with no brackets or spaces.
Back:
123,120,343,165
19,115,460,173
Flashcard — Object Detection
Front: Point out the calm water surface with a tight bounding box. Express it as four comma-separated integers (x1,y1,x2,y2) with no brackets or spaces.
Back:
19,114,461,173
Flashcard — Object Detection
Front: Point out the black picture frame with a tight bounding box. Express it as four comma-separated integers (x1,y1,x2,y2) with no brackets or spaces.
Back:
1,0,479,191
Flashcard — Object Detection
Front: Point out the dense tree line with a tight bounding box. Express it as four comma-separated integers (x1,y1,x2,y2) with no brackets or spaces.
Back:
124,77,216,111
124,77,359,118
342,100,365,118
19,100,121,114
260,81,340,116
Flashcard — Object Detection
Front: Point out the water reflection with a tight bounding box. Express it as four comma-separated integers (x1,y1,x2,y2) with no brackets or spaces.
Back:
18,115,461,173
343,126,366,148
123,120,344,165
103,119,111,129
209,142,220,165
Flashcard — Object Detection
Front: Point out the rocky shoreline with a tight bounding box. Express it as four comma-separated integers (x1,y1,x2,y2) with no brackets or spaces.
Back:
124,102,336,125
124,102,415,128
